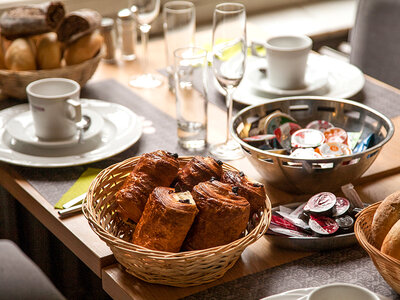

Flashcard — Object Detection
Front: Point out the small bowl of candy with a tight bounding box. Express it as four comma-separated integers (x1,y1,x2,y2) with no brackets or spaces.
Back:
232,96,394,194
266,184,367,251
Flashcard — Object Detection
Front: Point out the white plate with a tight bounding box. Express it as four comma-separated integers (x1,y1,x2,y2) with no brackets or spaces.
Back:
246,62,328,96
0,99,142,168
260,287,390,300
215,53,365,105
6,108,104,149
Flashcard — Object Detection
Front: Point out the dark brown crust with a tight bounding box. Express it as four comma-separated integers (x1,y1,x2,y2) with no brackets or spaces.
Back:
57,9,101,43
221,170,266,214
115,151,180,223
0,2,65,39
132,187,198,252
183,180,250,250
175,156,223,192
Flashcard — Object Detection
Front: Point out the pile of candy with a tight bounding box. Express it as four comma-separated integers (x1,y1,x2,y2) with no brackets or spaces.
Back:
267,191,364,237
241,110,379,159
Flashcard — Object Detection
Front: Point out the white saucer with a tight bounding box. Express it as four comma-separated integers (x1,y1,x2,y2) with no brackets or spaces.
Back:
246,63,328,96
6,108,104,149
0,99,143,168
215,53,365,105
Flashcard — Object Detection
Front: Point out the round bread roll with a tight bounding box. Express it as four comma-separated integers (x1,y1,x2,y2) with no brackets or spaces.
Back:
371,191,400,248
37,32,62,69
64,31,103,65
381,219,400,260
4,37,36,70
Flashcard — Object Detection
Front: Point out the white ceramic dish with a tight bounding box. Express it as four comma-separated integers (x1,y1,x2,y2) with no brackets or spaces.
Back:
6,108,104,149
246,62,328,96
260,285,389,300
215,53,365,105
0,99,142,168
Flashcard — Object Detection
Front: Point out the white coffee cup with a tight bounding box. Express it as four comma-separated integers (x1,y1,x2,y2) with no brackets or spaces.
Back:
252,35,312,90
26,78,82,140
307,283,380,300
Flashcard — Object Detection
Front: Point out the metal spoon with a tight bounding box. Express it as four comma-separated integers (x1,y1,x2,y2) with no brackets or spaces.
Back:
77,115,91,143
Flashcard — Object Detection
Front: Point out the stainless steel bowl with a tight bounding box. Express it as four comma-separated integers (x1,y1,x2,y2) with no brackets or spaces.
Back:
231,96,394,194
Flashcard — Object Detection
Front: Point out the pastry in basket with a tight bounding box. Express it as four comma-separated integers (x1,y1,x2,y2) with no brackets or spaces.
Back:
381,218,400,260
64,31,103,65
371,191,400,248
4,38,36,71
184,180,250,250
132,187,198,252
115,150,180,223
221,170,266,215
0,2,65,39
175,156,223,192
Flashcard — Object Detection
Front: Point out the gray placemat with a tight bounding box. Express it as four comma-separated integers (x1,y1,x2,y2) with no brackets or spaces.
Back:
184,245,399,300
15,79,207,206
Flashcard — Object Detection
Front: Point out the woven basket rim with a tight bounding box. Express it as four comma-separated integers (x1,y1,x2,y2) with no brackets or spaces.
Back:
84,155,272,258
355,201,400,266
0,50,102,75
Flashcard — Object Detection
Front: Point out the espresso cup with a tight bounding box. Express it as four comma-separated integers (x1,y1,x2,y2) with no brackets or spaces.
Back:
26,78,82,140
252,35,312,90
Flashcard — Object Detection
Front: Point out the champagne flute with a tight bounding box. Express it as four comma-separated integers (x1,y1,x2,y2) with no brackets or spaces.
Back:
129,0,163,88
209,3,246,160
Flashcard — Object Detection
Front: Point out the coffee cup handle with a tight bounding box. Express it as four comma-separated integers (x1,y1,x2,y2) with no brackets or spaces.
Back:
66,99,82,123
251,40,267,58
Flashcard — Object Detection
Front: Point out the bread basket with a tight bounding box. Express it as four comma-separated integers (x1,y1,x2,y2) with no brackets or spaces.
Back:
0,51,102,100
83,156,271,287
355,202,400,294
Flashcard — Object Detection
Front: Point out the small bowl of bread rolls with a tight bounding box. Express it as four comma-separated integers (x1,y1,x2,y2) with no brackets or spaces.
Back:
83,150,271,287
355,191,400,294
0,2,103,99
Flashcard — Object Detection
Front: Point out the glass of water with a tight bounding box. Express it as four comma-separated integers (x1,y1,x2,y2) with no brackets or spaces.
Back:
174,47,208,150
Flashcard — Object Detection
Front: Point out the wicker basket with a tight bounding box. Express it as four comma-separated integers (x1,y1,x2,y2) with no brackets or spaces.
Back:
83,156,271,287
355,202,400,294
0,51,102,100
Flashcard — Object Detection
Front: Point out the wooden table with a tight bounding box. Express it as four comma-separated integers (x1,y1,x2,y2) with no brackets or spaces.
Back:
1,26,400,299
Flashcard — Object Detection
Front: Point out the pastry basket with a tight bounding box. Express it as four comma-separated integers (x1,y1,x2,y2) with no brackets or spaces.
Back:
0,51,102,100
83,156,271,287
354,202,400,294
232,96,394,194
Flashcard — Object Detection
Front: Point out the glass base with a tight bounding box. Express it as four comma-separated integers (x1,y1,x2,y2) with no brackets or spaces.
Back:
129,73,163,89
209,139,244,161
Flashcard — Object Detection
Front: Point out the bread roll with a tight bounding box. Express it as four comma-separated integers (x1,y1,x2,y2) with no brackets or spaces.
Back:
381,219,400,260
184,180,250,250
37,32,61,69
371,191,400,248
5,38,36,70
175,156,223,192
132,187,198,252
64,31,103,65
115,150,180,223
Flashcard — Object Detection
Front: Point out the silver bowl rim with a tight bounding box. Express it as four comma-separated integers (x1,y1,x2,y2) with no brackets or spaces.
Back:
231,96,395,161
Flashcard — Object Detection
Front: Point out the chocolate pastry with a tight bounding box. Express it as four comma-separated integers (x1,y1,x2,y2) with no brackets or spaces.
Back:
0,2,65,39
184,180,250,250
116,150,179,223
222,170,266,214
175,156,223,192
57,9,101,43
132,187,198,252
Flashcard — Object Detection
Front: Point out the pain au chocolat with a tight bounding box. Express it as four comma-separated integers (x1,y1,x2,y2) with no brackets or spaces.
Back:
221,170,266,215
132,187,198,252
184,180,250,250
175,156,224,192
115,150,179,223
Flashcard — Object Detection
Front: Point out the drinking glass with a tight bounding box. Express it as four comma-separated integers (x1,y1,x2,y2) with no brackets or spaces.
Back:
174,47,208,150
129,0,163,88
163,1,196,79
209,3,246,160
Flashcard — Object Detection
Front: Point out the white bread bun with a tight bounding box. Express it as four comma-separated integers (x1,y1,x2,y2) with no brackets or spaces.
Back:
381,218,400,260
371,191,400,248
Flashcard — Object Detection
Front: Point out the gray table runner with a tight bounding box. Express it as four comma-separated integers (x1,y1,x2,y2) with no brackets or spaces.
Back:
15,79,207,206
184,245,399,300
